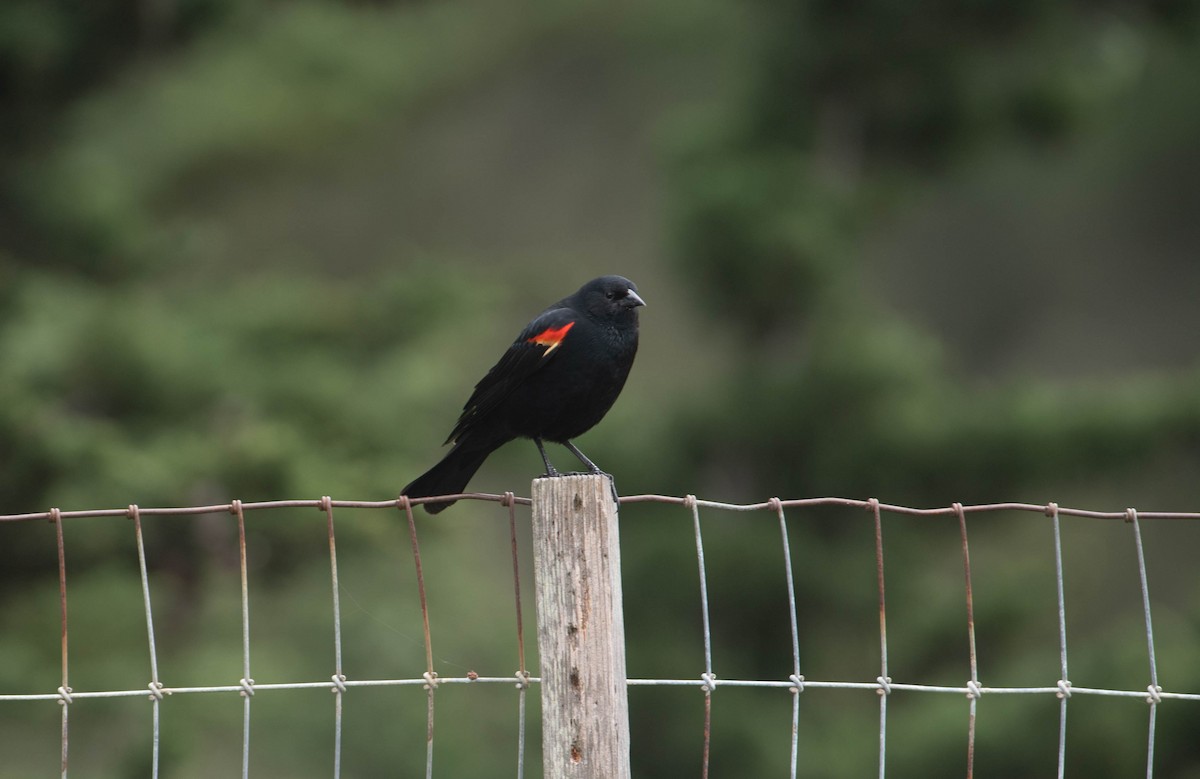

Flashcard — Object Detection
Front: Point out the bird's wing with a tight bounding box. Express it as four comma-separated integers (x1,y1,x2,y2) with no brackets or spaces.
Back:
444,307,578,444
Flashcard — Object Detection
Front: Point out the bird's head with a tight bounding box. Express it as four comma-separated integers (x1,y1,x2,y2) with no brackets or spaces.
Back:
579,275,645,321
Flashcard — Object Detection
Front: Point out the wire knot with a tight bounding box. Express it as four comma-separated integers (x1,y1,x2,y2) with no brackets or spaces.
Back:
423,671,439,691
700,672,717,693
127,504,140,520
501,491,516,508
1146,685,1163,705
49,507,62,525
239,678,255,697
1056,679,1072,699
683,494,698,511
318,496,333,513
876,676,892,696
767,497,783,513
148,682,167,701
514,670,531,690
1125,507,1138,524
330,674,347,694
1044,502,1059,517
57,686,73,705
789,673,804,694
229,499,243,516
966,680,983,700
397,494,412,513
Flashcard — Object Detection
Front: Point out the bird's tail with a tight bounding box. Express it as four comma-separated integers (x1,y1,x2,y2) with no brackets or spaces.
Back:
402,436,502,514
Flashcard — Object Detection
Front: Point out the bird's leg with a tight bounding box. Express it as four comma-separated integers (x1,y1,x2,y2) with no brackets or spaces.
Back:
563,440,603,474
534,438,561,477
563,440,620,505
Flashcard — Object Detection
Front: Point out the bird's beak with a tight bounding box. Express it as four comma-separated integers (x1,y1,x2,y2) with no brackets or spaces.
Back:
626,290,646,309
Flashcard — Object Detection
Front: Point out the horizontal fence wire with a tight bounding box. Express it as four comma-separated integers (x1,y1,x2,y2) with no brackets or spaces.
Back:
2,493,1199,778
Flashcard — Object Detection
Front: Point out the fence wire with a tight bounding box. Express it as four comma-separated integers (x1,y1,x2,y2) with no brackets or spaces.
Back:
2,493,1199,778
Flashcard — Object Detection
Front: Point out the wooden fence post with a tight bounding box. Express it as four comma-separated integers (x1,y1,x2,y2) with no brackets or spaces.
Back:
531,474,632,778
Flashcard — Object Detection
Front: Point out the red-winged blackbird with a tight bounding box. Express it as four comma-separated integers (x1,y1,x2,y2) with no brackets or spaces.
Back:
402,275,644,513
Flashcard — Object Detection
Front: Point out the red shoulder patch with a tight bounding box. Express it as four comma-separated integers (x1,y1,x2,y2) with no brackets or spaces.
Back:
528,321,575,355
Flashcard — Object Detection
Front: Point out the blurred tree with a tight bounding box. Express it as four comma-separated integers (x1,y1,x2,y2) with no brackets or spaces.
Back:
2,0,1200,776
663,0,1200,505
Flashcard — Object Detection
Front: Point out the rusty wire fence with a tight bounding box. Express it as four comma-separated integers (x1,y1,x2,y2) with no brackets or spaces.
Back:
2,493,1199,778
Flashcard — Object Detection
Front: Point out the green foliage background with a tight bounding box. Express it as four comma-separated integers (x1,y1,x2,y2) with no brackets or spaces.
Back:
2,0,1200,776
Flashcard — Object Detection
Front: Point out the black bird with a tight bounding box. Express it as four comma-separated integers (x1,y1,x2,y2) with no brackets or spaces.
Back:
402,275,644,513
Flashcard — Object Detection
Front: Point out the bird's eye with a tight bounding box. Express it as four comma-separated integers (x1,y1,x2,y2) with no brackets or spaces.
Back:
606,291,617,300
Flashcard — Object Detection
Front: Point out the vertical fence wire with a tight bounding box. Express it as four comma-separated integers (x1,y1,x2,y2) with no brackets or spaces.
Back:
52,508,69,779
129,505,164,779
322,497,346,779
1049,502,1070,779
687,495,715,779
233,500,254,779
955,503,979,779
869,499,889,779
772,498,802,779
400,496,437,779
1127,508,1160,779
503,492,529,779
